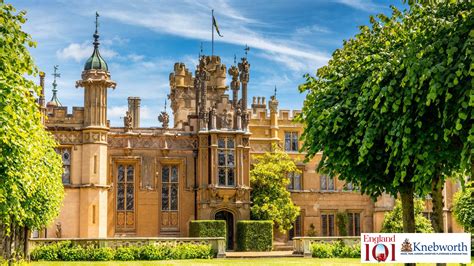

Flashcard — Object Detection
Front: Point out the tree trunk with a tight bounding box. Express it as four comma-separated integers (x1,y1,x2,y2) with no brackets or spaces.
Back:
400,184,416,266
431,174,446,266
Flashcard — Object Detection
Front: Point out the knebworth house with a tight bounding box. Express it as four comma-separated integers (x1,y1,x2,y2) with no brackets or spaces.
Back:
35,15,464,249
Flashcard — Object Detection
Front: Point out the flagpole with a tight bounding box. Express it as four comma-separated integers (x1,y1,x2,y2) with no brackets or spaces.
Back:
211,9,214,56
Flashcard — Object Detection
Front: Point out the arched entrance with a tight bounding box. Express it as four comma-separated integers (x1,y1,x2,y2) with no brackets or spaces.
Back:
215,210,234,250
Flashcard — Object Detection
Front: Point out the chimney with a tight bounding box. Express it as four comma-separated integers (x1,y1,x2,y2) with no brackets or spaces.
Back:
128,97,141,128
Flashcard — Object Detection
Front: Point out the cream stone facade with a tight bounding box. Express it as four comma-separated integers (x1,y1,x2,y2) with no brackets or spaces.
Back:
36,19,464,248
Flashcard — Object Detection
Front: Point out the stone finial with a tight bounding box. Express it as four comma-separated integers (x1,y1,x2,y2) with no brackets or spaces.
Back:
124,111,133,132
158,100,170,129
238,57,250,83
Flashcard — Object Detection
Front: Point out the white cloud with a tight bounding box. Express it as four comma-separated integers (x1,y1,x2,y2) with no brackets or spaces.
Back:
295,25,331,35
333,0,384,12
99,0,329,71
108,105,128,121
56,42,117,62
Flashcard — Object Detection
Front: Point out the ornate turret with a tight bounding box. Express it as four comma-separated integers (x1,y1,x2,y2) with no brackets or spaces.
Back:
76,12,116,128
83,12,108,71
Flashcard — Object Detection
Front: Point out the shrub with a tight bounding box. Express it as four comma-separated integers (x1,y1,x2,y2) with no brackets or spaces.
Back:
114,246,140,261
86,247,114,261
189,220,226,238
30,242,213,261
139,244,171,260
311,243,333,258
236,220,273,251
311,241,361,258
59,245,86,261
171,243,213,259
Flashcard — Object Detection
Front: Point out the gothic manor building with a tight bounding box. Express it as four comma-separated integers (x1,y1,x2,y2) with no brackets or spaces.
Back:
35,19,464,248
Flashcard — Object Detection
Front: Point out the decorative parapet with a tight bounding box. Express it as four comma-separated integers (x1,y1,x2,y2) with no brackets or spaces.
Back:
28,237,226,258
46,107,84,125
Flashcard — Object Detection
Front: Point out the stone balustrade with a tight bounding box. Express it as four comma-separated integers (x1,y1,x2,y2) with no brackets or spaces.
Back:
292,236,360,258
29,237,226,258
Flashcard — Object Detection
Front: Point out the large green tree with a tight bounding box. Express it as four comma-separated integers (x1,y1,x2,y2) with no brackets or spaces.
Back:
250,146,300,232
0,2,64,262
298,1,473,236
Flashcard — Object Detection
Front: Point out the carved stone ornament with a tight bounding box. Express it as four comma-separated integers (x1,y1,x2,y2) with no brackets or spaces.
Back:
124,111,133,132
238,58,250,82
158,111,169,129
221,109,230,129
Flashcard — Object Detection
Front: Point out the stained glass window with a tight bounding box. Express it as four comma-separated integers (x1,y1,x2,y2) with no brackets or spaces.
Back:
217,137,236,187
162,165,179,211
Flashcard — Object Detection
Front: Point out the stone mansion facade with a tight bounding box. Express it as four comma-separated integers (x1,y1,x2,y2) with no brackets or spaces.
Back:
36,19,463,248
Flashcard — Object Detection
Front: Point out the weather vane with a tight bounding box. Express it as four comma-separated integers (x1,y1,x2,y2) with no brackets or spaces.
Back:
274,85,277,98
199,42,203,57
52,65,60,89
244,44,250,58
95,12,99,33
234,54,237,65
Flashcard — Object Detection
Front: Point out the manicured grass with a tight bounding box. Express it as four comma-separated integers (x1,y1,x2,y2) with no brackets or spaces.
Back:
29,258,474,266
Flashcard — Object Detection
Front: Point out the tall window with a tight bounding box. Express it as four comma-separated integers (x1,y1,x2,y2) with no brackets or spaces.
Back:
288,171,302,190
321,213,335,236
162,165,179,211
348,212,361,236
56,147,71,184
320,175,335,191
161,165,179,230
218,137,235,187
116,164,135,231
285,132,299,152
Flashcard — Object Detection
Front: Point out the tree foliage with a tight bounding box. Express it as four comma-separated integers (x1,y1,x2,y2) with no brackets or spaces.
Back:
381,199,433,233
0,1,64,237
452,181,474,232
298,2,472,203
250,146,300,232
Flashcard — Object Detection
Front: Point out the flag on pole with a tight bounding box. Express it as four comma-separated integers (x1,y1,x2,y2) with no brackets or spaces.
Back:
212,14,223,37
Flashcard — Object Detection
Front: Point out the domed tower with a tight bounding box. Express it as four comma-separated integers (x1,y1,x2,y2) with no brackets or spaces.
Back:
75,12,116,237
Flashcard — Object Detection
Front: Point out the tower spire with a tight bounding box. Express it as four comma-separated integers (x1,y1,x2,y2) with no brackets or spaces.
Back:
274,85,277,99
84,12,108,71
47,65,62,107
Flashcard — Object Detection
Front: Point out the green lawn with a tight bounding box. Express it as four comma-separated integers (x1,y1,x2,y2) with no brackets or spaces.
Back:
28,258,474,266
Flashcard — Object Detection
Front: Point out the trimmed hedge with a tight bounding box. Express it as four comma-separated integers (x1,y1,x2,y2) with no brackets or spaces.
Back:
311,240,360,258
236,220,273,251
30,241,213,261
189,220,226,239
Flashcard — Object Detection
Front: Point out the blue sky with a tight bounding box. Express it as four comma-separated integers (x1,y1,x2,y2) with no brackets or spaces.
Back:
10,0,405,127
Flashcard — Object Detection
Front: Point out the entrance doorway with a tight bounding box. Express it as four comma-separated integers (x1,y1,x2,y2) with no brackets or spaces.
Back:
215,210,234,250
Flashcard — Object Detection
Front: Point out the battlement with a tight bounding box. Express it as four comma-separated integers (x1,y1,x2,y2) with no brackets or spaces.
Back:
46,106,84,125
169,62,193,88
